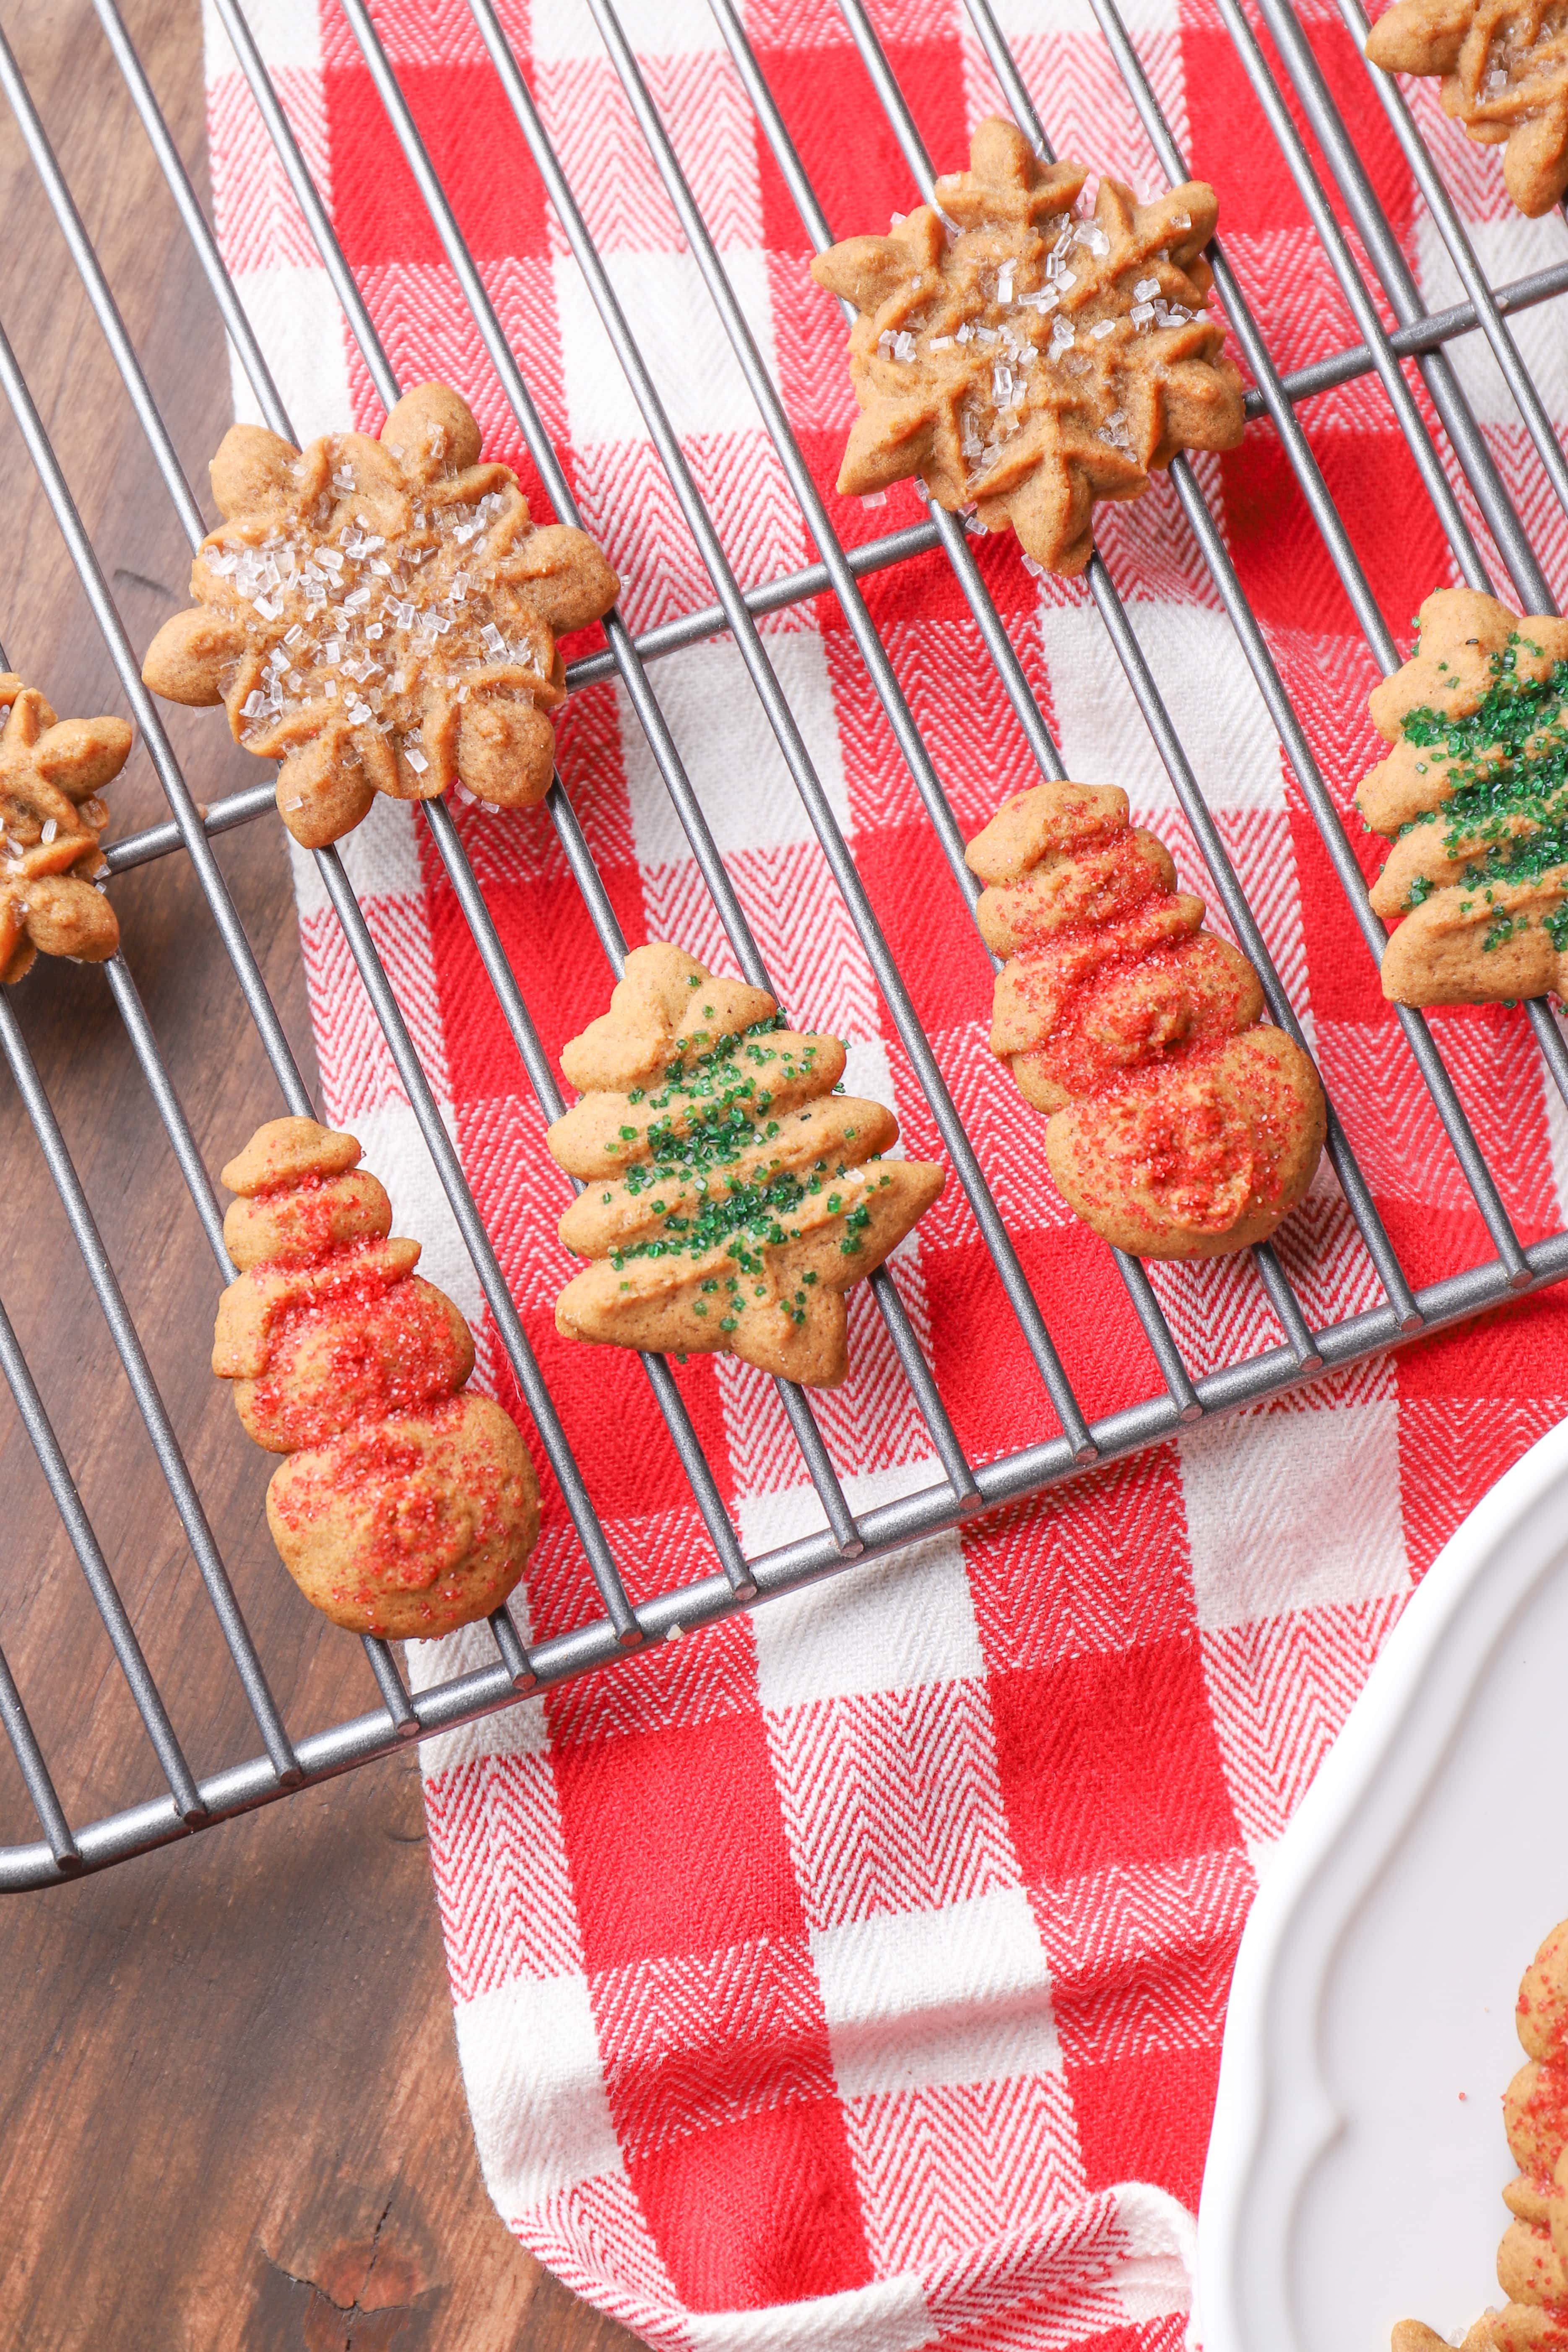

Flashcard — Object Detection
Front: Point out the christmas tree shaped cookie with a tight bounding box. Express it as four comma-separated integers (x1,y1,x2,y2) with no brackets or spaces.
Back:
546,945,945,1387
811,116,1245,575
142,382,618,850
0,674,128,983
967,778,1324,1257
1358,587,1568,1006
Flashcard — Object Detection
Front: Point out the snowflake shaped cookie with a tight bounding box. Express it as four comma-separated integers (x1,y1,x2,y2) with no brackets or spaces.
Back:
142,382,619,849
545,944,945,1388
0,676,129,984
812,117,1246,576
1368,0,1568,217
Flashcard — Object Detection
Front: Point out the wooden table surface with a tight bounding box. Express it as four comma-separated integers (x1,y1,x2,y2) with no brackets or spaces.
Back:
0,8,639,2345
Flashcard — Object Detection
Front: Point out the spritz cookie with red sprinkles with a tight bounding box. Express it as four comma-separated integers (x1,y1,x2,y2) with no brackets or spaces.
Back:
811,117,1245,576
1395,1913,1568,2352
546,944,945,1388
967,780,1324,1258
142,382,618,850
213,1115,538,1640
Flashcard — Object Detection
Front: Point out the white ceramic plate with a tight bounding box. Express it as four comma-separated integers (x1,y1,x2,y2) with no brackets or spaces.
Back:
1197,1413,1568,2352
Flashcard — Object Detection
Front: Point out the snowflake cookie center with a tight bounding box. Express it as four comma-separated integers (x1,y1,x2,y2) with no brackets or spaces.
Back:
202,457,547,768
873,200,1207,490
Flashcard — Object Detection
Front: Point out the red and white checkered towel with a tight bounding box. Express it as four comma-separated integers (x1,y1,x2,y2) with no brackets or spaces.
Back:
205,2,1568,2342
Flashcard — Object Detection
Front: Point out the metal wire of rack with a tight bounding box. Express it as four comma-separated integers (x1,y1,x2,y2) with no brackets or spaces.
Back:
0,0,1565,1889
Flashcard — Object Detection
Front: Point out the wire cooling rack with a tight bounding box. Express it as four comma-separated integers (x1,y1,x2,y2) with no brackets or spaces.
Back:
0,0,1565,1890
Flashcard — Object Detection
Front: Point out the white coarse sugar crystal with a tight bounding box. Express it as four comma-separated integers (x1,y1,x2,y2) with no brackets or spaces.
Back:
877,331,895,358
284,622,303,645
366,621,385,640
253,595,280,620
324,677,338,697
956,321,973,343
889,211,905,229
929,335,954,350
241,690,267,719
1090,318,1115,340
480,622,505,656
1170,210,1191,230
405,744,429,772
345,587,371,611
996,261,1014,301
1131,301,1155,328
977,324,998,345
451,574,469,599
283,796,305,812
993,364,1012,402
317,547,343,572
1135,277,1160,301
207,550,237,575
40,818,57,844
893,330,916,361
911,475,928,498
860,490,887,508
286,671,303,691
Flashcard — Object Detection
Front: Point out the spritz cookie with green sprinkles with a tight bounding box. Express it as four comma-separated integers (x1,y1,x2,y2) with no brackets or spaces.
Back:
545,943,945,1388
1358,587,1568,1005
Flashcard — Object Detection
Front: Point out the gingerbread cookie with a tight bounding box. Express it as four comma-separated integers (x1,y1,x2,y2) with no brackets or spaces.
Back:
967,780,1324,1258
811,116,1245,576
1367,0,1568,218
1396,1913,1568,2352
213,1116,538,1639
1357,587,1568,1006
545,944,945,1387
0,674,128,983
142,383,619,850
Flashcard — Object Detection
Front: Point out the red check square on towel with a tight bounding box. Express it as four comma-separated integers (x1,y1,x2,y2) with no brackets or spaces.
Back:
204,0,1568,2342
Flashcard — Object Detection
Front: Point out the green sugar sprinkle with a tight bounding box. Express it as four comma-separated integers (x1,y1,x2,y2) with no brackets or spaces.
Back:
590,1012,889,1289
1398,636,1568,921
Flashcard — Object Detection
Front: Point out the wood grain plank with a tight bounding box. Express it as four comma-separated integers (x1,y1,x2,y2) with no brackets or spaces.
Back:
0,6,641,2344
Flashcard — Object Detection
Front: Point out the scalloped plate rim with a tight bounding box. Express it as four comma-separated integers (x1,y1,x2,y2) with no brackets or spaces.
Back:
1195,1410,1568,2352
